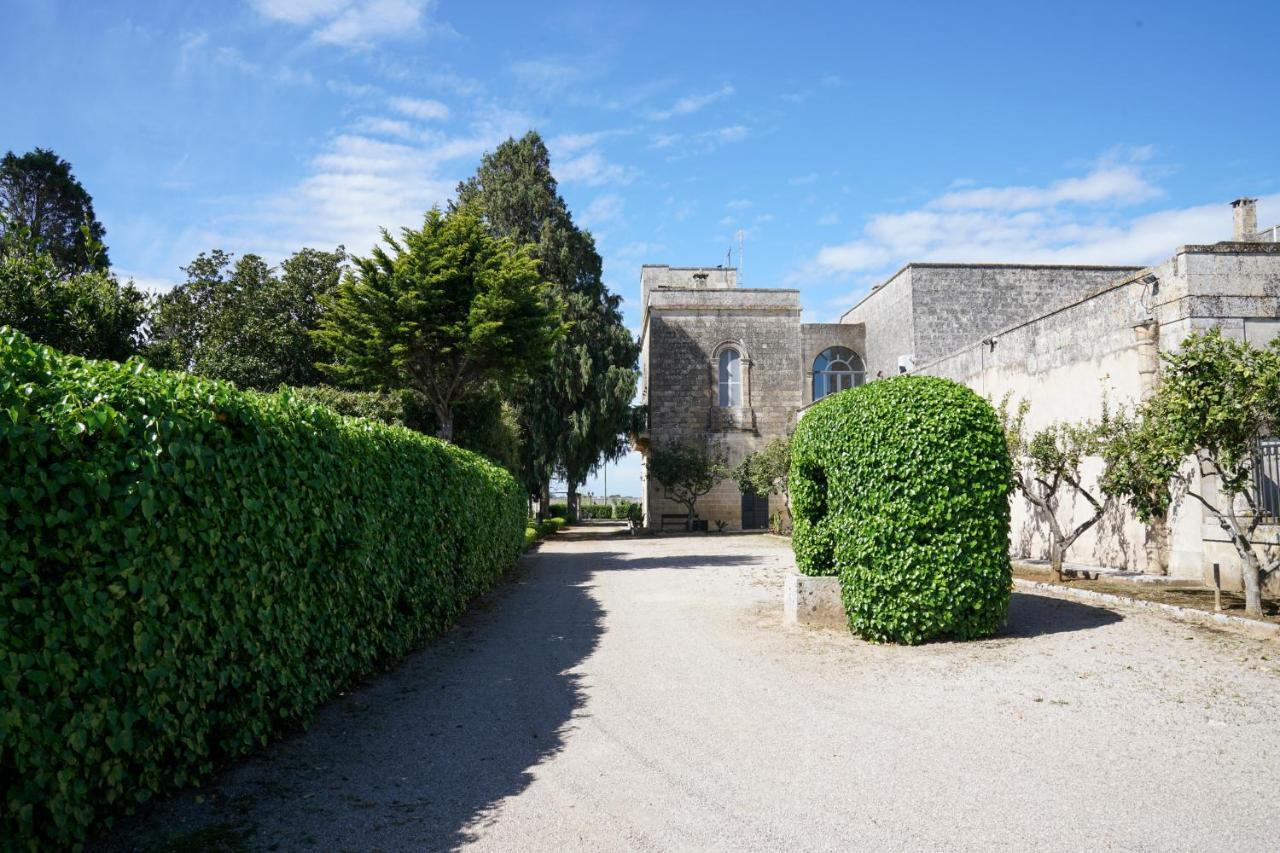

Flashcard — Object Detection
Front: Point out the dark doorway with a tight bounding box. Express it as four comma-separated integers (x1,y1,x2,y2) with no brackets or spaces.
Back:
741,489,769,530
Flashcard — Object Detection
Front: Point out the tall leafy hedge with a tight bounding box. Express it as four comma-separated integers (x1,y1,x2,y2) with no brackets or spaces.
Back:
790,376,1012,644
0,329,526,847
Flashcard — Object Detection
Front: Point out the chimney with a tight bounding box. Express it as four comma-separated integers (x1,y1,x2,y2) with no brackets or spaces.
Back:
1232,197,1258,241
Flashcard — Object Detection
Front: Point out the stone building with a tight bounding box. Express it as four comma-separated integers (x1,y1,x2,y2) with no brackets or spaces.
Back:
637,199,1280,590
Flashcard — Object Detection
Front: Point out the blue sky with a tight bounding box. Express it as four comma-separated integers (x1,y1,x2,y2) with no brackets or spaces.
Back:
5,0,1279,497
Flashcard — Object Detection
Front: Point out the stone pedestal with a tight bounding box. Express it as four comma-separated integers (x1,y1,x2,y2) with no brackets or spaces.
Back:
782,572,846,630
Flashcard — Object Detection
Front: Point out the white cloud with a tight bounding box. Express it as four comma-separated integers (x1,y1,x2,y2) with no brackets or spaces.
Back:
549,129,631,156
248,0,440,48
648,84,734,120
201,107,532,260
352,116,415,138
930,163,1161,211
249,0,349,24
660,125,748,158
582,194,624,227
795,150,1280,283
388,95,449,120
557,151,637,187
509,59,580,91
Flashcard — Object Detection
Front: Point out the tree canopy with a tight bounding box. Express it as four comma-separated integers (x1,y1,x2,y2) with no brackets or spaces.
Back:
649,440,729,525
1100,328,1280,615
1,148,109,274
315,206,562,441
457,131,639,505
147,246,347,391
0,224,145,361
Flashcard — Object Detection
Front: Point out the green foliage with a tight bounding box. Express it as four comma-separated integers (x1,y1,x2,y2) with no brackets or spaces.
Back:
146,247,346,391
648,440,729,523
457,132,639,498
733,436,793,525
0,224,147,360
314,206,562,442
1,148,109,274
1099,328,1280,614
579,502,614,519
612,501,640,520
790,376,1012,644
547,502,569,519
0,328,525,847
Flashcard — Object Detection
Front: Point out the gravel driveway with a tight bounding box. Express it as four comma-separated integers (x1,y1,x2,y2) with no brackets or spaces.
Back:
103,526,1280,852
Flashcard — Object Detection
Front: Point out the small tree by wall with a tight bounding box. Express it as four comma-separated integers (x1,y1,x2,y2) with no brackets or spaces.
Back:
1000,398,1112,582
733,435,792,532
648,440,729,528
1100,328,1280,616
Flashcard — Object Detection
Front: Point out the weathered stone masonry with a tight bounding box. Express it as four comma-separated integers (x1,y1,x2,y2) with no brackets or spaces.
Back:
639,200,1280,591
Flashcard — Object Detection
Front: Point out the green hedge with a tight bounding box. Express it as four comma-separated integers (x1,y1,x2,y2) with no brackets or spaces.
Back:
611,501,639,521
789,376,1012,644
0,329,526,846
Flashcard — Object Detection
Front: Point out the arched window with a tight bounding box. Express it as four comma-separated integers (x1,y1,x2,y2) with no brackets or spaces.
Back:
812,346,865,401
718,348,742,407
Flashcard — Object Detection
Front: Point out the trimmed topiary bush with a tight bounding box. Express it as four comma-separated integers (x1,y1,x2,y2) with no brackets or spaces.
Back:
0,329,526,847
789,376,1012,644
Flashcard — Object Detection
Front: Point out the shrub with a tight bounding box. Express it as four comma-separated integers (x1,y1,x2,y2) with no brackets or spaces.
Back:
611,501,639,520
524,525,539,550
579,502,612,519
0,329,526,847
790,376,1011,644
547,502,569,519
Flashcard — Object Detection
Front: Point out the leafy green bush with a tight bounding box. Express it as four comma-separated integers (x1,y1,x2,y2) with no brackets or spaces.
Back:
611,501,639,520
789,376,1011,644
547,502,569,519
579,502,613,519
524,525,539,550
0,329,526,847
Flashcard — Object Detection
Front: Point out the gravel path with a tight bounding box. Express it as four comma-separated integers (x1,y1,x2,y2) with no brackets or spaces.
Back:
103,526,1280,852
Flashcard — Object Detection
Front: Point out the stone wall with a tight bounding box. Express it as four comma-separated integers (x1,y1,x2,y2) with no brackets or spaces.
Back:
641,286,802,530
839,266,913,378
842,264,1139,378
800,323,867,405
918,243,1280,588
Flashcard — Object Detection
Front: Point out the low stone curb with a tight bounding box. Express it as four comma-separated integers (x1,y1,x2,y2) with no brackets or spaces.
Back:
783,572,1279,641
1013,578,1280,641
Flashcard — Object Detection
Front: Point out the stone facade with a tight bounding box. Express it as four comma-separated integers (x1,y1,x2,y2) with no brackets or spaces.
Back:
840,263,1139,377
639,200,1280,591
911,238,1280,589
638,266,865,530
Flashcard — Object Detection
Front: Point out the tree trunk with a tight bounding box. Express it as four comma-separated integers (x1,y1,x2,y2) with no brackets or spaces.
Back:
539,481,551,520
567,482,579,522
1050,540,1065,584
684,504,695,531
435,404,454,442
1237,538,1264,616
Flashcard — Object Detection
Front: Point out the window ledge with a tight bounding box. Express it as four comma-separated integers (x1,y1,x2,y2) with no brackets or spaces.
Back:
708,406,756,432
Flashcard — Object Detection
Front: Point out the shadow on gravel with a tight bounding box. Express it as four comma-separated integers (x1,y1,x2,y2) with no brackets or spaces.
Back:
1001,591,1123,638
593,552,764,572
97,546,606,853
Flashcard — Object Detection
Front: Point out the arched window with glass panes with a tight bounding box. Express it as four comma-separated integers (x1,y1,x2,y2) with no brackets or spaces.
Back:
718,348,742,407
812,346,865,401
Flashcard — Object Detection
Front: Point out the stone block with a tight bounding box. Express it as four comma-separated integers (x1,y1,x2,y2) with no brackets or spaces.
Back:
783,572,846,630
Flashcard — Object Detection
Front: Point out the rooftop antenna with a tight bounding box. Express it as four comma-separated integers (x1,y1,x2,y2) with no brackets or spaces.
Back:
735,229,745,283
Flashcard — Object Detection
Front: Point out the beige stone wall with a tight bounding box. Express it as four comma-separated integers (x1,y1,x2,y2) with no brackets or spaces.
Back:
919,243,1280,587
640,285,803,530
